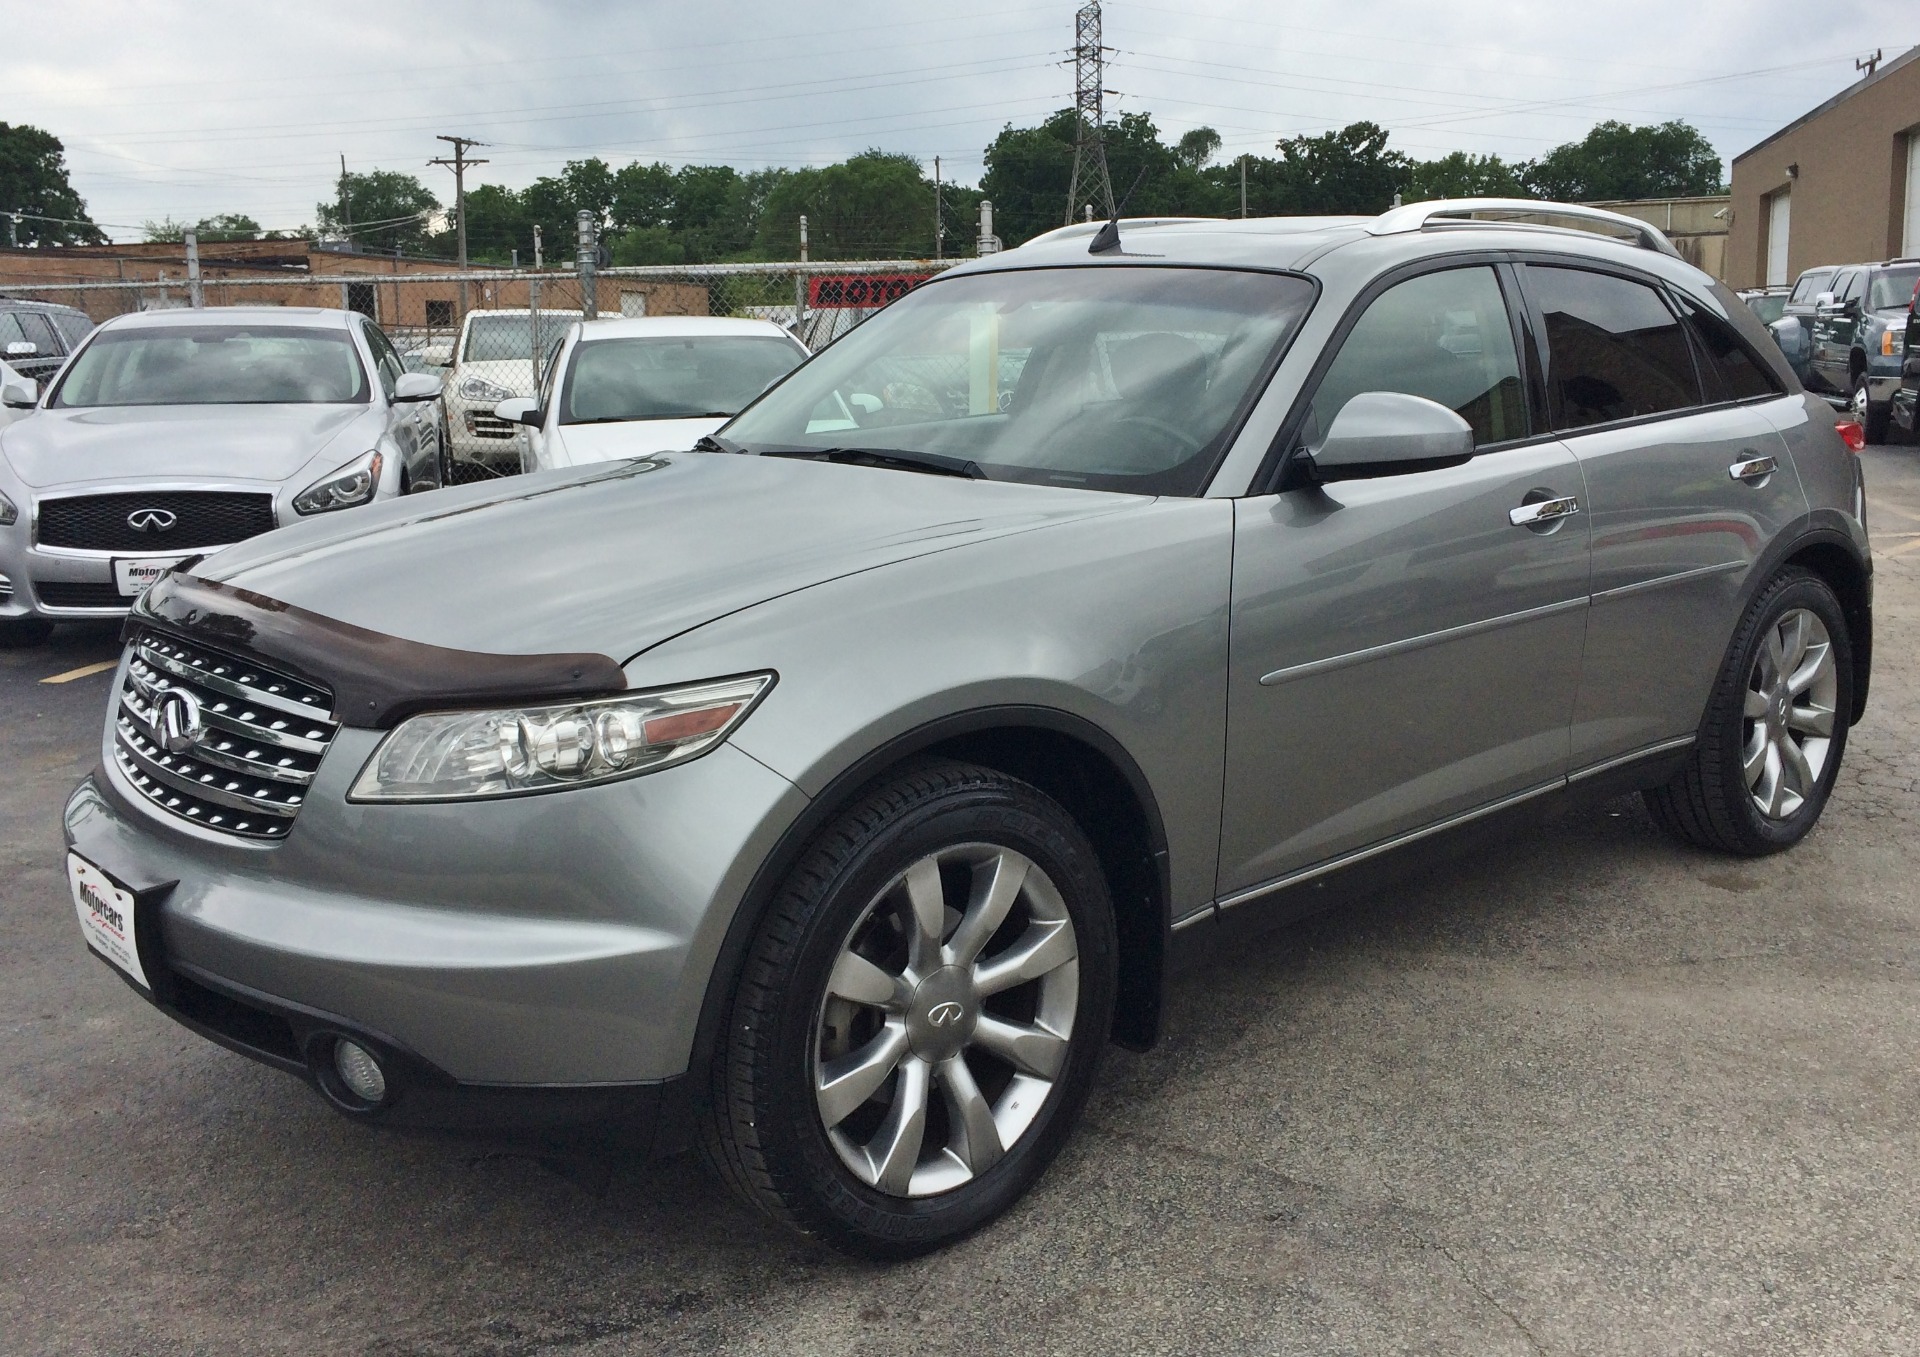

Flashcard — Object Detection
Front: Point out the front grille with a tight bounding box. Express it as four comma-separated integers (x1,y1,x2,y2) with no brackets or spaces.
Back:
467,414,518,440
113,631,337,840
36,581,127,609
38,491,276,552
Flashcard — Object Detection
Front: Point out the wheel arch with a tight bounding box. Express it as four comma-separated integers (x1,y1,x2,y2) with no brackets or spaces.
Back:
1774,528,1872,722
686,707,1173,1116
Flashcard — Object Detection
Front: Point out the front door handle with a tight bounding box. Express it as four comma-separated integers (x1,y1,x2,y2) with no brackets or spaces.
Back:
1729,454,1778,483
1509,496,1580,527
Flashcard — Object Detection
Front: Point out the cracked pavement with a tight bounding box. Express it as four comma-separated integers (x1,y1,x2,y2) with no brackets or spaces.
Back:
3,447,1918,1355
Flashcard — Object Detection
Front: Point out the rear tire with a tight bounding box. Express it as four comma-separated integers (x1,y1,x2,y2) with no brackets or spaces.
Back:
701,759,1116,1258
0,617,54,648
1645,567,1851,855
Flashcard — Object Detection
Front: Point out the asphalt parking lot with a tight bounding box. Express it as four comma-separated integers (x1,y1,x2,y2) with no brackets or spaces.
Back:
3,447,1917,1356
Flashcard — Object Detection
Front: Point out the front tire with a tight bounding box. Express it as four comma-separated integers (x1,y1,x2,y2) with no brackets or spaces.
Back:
1645,567,1852,855
702,759,1117,1258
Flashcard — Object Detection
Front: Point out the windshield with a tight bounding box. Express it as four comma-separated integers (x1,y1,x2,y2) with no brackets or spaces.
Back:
1744,293,1788,326
722,267,1315,494
463,314,578,364
1869,266,1920,311
51,325,368,407
561,335,803,424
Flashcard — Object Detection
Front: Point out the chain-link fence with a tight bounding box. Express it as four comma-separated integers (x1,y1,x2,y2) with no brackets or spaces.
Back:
0,258,957,481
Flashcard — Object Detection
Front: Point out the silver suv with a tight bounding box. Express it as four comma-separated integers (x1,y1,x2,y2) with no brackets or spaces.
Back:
64,201,1871,1257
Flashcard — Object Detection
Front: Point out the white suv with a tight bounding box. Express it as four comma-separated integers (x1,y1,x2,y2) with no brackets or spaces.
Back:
442,309,581,472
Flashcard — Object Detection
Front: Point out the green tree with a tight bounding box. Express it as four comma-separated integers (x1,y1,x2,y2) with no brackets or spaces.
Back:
981,110,1200,246
1404,151,1526,201
316,170,439,254
1174,127,1222,170
1522,120,1722,202
756,150,941,259
453,182,529,263
1270,121,1408,214
0,123,105,246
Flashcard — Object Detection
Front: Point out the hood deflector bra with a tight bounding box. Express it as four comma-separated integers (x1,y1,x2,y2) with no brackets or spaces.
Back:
128,572,627,729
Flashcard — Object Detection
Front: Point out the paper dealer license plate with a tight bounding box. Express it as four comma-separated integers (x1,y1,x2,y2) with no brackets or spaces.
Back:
69,852,148,989
113,556,187,598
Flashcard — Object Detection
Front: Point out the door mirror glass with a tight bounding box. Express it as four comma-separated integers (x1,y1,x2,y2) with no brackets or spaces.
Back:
1310,391,1474,481
392,371,443,403
4,341,36,358
493,396,539,426
1,378,37,409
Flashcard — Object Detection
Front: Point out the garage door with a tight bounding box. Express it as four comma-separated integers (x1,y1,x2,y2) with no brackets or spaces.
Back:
1767,190,1792,286
1906,133,1920,257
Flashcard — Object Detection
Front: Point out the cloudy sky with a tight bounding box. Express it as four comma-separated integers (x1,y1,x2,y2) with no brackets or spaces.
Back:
5,0,1914,239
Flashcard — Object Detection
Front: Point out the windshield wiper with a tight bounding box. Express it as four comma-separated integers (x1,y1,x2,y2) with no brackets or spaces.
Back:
759,446,985,479
693,433,742,454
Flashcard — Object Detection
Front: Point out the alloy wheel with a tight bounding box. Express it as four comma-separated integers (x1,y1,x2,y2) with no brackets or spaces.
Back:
814,843,1079,1198
1742,606,1839,820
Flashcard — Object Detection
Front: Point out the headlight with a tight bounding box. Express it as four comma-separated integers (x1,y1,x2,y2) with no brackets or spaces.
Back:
292,450,382,515
458,376,516,402
0,489,16,526
348,673,774,802
1883,328,1903,356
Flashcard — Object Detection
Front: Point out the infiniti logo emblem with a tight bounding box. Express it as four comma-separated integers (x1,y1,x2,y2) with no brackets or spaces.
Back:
154,685,203,754
926,1001,967,1028
127,508,178,534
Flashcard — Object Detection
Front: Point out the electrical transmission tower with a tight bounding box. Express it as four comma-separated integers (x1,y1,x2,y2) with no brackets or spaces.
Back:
1065,1,1116,227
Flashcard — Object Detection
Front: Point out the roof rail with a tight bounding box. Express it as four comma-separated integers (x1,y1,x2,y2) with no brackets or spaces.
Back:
1367,198,1684,260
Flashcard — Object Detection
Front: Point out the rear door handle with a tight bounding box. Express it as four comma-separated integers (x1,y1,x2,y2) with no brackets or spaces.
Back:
1509,496,1580,527
1729,454,1778,482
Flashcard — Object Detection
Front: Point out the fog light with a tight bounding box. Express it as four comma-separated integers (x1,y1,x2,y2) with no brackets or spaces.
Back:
333,1039,386,1103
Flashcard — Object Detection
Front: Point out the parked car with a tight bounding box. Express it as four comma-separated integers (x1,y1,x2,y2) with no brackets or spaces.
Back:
0,306,443,646
1767,265,1840,387
65,200,1870,1257
1737,285,1790,327
442,308,581,472
1805,257,1920,441
495,317,808,470
0,297,95,385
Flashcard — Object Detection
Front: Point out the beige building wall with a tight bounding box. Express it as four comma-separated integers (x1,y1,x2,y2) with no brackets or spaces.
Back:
1729,47,1920,288
1588,196,1729,281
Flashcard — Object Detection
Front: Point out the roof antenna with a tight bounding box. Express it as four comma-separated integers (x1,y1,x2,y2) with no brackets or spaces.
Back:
1089,166,1148,255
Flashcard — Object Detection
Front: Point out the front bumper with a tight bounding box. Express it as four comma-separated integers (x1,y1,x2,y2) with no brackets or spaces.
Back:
66,699,808,1115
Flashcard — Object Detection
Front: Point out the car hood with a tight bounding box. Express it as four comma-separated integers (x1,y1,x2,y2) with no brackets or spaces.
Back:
547,417,726,466
195,452,1142,661
0,403,374,488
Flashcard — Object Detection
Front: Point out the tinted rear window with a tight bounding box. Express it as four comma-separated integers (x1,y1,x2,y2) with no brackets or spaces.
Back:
1531,266,1700,430
1683,303,1783,403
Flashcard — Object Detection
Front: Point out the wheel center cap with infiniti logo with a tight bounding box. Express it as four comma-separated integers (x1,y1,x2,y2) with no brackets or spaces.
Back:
153,685,204,754
905,967,978,1060
127,508,177,533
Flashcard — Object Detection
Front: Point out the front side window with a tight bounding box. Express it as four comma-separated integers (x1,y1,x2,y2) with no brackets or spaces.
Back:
1788,270,1832,305
722,267,1316,495
560,335,804,424
52,311,93,348
1302,266,1525,448
50,325,370,407
1868,266,1920,312
362,324,404,399
1530,266,1699,431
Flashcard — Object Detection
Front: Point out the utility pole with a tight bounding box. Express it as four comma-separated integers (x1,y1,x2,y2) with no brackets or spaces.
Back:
577,210,598,320
933,155,944,262
184,228,203,308
1064,1,1116,227
337,154,353,248
429,135,489,319
529,225,544,385
1857,49,1884,77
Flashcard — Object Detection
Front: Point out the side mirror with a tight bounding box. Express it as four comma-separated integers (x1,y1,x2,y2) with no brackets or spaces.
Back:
392,371,443,403
1,378,36,409
1814,292,1835,308
493,397,541,427
1308,391,1474,482
4,341,37,359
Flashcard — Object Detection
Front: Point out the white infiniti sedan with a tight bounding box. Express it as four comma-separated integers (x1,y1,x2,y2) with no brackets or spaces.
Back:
495,316,807,471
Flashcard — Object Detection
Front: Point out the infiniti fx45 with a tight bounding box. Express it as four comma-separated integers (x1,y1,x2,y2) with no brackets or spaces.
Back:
64,201,1871,1256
